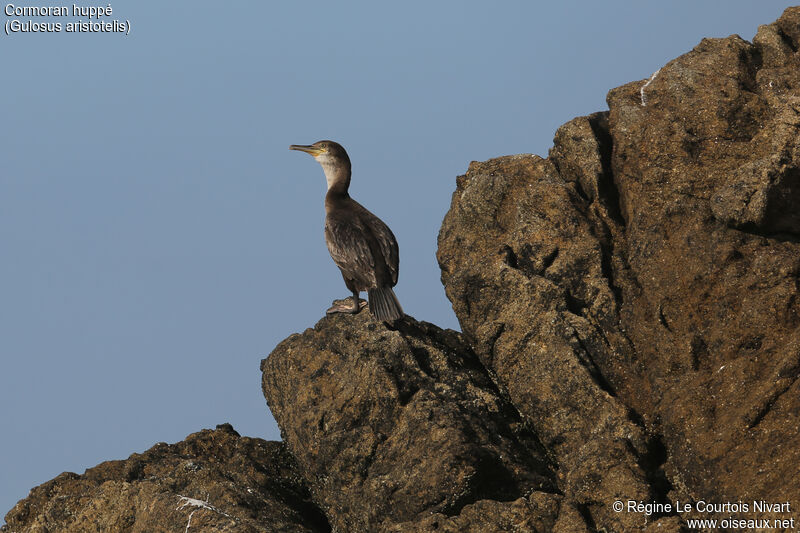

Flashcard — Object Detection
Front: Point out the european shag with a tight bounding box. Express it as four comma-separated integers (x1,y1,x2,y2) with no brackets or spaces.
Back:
289,140,404,322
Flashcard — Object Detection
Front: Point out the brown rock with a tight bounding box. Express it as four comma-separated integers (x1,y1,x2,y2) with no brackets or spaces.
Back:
2,425,329,533
605,6,800,510
437,151,657,531
437,5,800,530
385,492,563,533
261,311,558,531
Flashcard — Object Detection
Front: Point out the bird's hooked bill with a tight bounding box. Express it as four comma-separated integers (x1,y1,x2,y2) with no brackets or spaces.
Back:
290,144,325,156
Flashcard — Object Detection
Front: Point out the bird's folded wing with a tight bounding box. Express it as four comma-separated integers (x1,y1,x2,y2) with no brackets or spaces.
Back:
360,210,399,286
325,217,377,287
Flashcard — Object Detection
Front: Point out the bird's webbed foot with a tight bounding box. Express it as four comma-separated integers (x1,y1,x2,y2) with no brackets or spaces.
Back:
326,297,367,315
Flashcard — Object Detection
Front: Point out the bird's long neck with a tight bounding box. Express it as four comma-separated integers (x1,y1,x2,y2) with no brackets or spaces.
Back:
321,159,351,200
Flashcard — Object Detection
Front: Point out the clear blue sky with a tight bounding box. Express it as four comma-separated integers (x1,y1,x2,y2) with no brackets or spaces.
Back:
1,0,789,521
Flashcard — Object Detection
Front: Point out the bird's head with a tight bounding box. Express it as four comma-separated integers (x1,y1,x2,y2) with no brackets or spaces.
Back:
290,140,349,165
290,140,351,189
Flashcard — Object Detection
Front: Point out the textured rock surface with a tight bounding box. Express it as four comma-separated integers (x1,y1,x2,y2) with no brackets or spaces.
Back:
601,8,800,519
437,6,800,531
6,8,800,533
262,311,558,531
436,151,659,532
2,425,329,533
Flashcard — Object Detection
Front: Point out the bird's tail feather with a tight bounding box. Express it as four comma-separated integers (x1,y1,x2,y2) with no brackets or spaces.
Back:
368,287,404,322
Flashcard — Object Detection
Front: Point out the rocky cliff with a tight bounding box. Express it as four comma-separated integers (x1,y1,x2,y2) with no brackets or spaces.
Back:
5,7,800,532
2,424,330,533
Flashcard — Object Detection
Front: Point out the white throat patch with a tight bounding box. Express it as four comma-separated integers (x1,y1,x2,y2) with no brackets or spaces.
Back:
317,154,338,190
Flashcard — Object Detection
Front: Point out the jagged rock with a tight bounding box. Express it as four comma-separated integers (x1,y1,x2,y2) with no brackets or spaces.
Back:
2,425,330,533
601,7,800,520
437,152,657,532
261,311,558,532
384,493,563,533
438,6,800,530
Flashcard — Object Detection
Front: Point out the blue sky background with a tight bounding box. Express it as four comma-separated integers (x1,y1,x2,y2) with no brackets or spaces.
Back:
1,0,790,521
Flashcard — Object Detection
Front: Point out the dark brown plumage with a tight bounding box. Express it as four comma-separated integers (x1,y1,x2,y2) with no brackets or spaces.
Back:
289,140,403,322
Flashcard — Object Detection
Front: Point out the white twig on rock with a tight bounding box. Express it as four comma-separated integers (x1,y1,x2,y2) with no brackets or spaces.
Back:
177,494,231,532
640,68,661,107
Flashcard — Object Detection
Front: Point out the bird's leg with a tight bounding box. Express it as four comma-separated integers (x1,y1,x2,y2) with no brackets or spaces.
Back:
326,290,367,315
349,289,367,313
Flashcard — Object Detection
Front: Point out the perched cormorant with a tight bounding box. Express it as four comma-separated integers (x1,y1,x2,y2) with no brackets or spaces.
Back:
289,140,404,322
